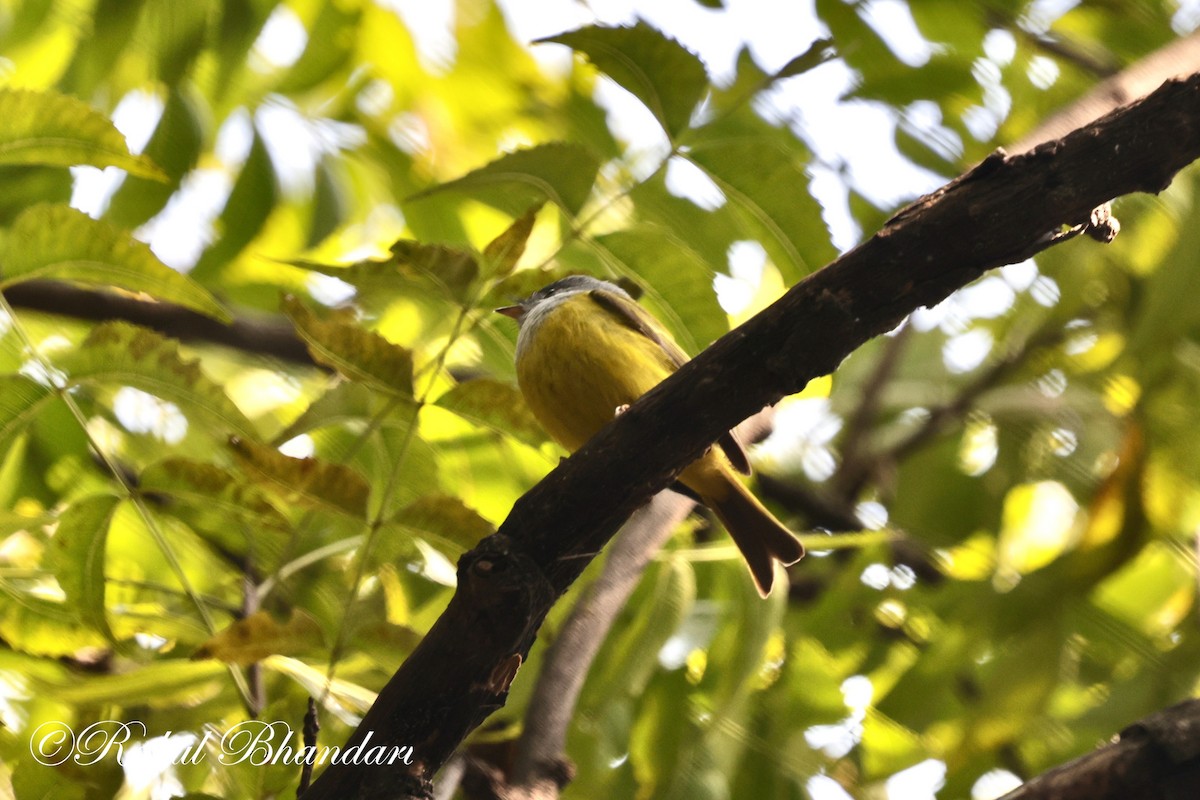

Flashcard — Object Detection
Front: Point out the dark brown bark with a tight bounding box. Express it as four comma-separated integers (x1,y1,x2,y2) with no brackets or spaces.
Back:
999,699,1200,800
2,280,317,367
302,73,1200,799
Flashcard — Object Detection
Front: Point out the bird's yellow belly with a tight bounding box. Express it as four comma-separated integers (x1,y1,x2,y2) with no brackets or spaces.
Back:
515,297,673,453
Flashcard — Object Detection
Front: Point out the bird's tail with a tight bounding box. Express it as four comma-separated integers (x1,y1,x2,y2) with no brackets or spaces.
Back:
708,480,804,597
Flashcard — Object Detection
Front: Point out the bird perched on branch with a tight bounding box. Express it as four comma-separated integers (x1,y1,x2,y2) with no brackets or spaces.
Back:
497,275,803,596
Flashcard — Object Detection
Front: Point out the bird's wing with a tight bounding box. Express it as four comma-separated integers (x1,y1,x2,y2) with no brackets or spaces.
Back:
587,287,752,474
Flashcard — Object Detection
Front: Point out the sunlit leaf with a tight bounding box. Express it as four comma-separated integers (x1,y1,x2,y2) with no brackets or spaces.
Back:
0,204,230,322
45,494,122,641
150,0,213,85
106,87,205,229
481,204,543,281
28,659,227,705
291,240,481,303
686,114,835,282
60,0,148,96
389,494,496,552
262,655,377,721
138,458,290,541
0,585,108,656
192,609,325,665
228,436,369,519
282,295,414,396
410,142,599,217
272,381,381,446
0,88,164,178
0,376,55,452
56,322,255,438
595,225,728,352
537,22,708,140
190,127,279,282
435,378,549,450
277,0,362,93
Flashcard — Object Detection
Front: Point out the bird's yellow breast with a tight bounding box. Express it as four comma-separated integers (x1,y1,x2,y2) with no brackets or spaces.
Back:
515,293,677,453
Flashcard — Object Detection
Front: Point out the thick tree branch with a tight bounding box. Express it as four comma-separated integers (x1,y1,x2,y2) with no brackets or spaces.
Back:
998,699,1200,800
302,73,1200,799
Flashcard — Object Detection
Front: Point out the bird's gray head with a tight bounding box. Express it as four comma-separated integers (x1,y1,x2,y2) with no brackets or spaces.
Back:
495,275,627,325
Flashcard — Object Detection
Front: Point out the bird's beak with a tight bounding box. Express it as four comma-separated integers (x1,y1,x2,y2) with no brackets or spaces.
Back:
495,304,524,319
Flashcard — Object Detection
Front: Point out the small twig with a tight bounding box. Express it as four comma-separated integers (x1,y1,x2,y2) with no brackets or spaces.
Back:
835,323,913,499
2,279,318,368
298,697,320,797
506,492,695,797
888,324,1067,465
756,473,862,532
243,563,264,718
432,754,467,800
1022,32,1118,79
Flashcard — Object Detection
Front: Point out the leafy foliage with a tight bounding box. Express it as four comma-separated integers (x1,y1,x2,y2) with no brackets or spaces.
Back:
0,2,1196,799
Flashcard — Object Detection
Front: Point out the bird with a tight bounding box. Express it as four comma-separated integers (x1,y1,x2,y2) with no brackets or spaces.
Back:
496,274,804,596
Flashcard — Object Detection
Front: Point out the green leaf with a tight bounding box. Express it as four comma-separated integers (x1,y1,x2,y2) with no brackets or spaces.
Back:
228,436,370,519
481,204,543,281
60,0,148,97
190,127,279,282
261,655,377,717
861,711,926,778
291,240,481,304
0,376,55,453
282,295,414,396
0,165,73,224
140,458,285,526
596,558,695,701
0,88,164,178
56,321,255,438
309,155,349,247
775,37,837,79
150,0,214,85
0,204,230,322
137,461,288,575
853,56,978,107
711,40,836,116
277,0,362,93
382,494,496,556
537,22,708,140
192,609,325,665
46,494,122,641
687,113,835,282
889,436,998,546
272,381,380,446
0,589,108,656
105,87,206,229
409,142,599,217
435,378,549,450
29,658,227,705
594,225,728,353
